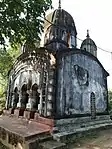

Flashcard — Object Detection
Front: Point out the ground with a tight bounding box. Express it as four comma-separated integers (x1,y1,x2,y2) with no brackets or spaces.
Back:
69,129,112,149
1,126,112,148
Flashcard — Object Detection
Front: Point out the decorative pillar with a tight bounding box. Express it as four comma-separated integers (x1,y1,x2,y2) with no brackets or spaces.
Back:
38,66,45,115
24,90,33,119
17,90,28,108
26,90,34,109
16,91,28,117
38,88,43,114
11,92,19,109
46,66,56,117
11,92,15,108
17,92,22,108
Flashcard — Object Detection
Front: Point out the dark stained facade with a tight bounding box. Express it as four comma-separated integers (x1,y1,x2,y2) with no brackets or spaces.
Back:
56,50,109,118
6,5,109,121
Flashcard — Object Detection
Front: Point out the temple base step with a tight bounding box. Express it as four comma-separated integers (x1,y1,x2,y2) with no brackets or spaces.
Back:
53,115,111,132
1,114,112,148
0,115,52,149
39,140,66,149
25,135,53,149
52,122,112,143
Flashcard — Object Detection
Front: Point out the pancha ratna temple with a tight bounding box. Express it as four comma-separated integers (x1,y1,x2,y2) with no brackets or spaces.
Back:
6,5,109,120
2,1,112,149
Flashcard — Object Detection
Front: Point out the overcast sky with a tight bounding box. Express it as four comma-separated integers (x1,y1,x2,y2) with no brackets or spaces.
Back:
47,0,112,89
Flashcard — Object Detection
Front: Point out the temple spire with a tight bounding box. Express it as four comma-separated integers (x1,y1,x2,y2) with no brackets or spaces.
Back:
58,0,61,9
86,29,90,38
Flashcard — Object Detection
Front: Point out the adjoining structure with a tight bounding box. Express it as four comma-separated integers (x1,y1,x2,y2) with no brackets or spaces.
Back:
4,0,111,146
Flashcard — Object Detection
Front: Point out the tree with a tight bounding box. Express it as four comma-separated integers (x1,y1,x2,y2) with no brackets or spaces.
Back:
0,0,52,109
0,0,52,93
0,48,16,93
0,44,20,88
108,90,112,111
0,0,52,48
0,51,12,79
0,45,20,110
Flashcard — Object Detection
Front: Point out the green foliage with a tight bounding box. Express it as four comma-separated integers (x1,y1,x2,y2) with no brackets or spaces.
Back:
0,50,12,101
0,46,20,106
108,90,112,101
0,0,52,48
0,45,20,83
108,90,112,111
0,0,52,109
0,51,13,79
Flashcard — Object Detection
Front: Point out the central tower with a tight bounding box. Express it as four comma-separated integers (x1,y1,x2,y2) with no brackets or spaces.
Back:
44,1,77,52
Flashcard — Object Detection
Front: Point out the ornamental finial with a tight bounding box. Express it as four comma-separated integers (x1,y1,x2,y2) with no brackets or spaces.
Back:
59,0,61,9
86,29,90,38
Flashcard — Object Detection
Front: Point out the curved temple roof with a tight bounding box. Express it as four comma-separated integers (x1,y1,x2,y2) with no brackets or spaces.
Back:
44,7,77,51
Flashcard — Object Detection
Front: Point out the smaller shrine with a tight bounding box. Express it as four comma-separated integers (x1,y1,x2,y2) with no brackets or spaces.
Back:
6,45,56,118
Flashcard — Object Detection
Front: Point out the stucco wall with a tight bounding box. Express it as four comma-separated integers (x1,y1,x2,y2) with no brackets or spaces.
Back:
56,53,108,117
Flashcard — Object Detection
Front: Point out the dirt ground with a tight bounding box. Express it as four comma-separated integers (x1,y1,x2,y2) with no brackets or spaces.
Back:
1,128,112,149
69,129,112,149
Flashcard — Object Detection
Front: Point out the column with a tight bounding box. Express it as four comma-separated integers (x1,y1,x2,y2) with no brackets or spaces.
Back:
17,92,22,108
38,88,43,114
38,67,46,115
46,66,56,117
26,90,33,109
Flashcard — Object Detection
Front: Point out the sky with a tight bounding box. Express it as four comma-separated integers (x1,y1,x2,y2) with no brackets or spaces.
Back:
46,0,112,89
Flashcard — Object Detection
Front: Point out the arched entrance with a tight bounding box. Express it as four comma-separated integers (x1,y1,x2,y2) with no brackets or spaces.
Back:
27,84,40,119
18,84,29,116
13,87,19,108
11,87,19,114
32,84,40,110
90,92,96,119
21,84,29,108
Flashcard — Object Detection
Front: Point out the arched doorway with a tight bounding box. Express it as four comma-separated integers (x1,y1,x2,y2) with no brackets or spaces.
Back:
32,84,40,110
11,87,19,114
28,84,40,119
13,87,19,108
90,92,96,119
19,84,29,116
21,84,29,108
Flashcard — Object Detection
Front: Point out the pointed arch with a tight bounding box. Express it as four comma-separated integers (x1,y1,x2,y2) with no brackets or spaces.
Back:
21,84,27,92
32,83,38,91
14,87,18,93
31,83,40,110
90,92,95,99
20,84,29,110
12,87,19,110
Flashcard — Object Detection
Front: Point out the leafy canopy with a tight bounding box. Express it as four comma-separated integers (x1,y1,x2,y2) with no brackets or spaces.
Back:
0,0,52,100
0,0,52,48
0,46,20,94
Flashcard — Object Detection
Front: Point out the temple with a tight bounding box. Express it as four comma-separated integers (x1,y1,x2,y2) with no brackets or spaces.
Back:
4,1,111,147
